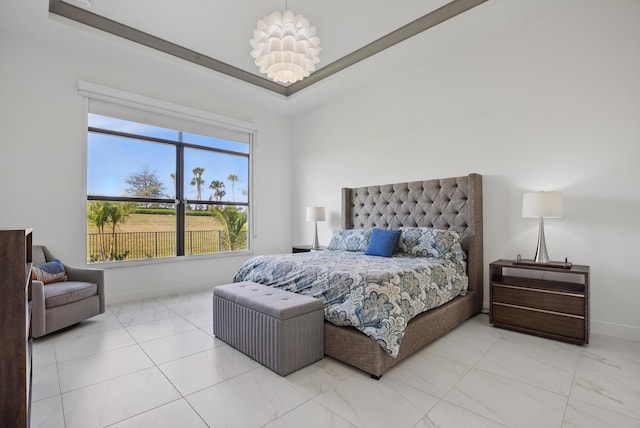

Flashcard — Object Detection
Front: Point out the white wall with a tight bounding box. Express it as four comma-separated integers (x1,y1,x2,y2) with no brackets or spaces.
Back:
291,0,640,340
1,0,638,339
0,0,293,303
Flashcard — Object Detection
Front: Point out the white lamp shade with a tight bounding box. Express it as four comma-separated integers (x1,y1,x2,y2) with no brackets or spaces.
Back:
306,206,325,222
522,192,563,218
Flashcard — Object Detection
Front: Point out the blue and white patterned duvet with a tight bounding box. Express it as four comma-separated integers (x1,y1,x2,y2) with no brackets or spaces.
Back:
233,250,468,357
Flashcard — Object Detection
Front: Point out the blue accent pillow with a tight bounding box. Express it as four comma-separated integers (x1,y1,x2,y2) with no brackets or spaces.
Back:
365,229,401,257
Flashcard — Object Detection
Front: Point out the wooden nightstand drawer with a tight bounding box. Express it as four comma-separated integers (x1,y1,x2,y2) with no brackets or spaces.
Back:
492,284,584,316
489,259,590,345
492,304,585,341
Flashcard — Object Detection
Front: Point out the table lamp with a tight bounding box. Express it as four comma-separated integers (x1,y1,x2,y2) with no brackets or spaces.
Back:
522,191,563,263
306,206,325,250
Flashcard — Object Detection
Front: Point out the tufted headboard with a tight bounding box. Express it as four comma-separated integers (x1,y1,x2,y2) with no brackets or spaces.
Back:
341,173,483,311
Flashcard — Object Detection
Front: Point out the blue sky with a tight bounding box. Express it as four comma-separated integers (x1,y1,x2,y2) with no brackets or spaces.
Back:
87,114,249,202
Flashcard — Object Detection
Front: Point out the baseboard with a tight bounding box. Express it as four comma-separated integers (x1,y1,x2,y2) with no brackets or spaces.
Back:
106,292,640,343
105,282,215,305
590,319,640,342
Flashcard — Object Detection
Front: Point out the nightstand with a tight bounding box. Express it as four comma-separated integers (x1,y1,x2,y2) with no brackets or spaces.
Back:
292,245,325,253
489,259,590,345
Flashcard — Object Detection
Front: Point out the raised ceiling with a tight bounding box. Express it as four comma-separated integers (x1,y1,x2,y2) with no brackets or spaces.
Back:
51,0,488,97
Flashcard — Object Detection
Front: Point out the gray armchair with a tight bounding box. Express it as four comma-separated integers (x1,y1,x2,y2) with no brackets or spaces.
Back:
31,245,105,338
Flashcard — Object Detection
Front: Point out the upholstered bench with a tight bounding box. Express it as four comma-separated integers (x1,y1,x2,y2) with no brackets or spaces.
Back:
212,281,324,376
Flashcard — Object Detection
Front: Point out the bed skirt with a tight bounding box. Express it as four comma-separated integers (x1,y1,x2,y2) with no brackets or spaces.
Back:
323,291,478,378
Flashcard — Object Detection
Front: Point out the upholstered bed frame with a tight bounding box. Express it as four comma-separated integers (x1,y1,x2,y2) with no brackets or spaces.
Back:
323,173,483,378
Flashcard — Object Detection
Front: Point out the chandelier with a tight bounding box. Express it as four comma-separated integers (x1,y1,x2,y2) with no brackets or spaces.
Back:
249,9,321,84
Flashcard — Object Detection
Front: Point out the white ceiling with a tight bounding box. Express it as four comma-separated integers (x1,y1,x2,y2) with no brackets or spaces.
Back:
54,0,488,99
79,0,451,76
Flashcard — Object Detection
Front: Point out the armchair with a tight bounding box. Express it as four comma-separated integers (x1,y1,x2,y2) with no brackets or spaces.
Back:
31,245,105,338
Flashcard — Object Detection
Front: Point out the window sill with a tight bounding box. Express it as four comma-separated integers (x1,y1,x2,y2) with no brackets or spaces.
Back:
84,250,254,269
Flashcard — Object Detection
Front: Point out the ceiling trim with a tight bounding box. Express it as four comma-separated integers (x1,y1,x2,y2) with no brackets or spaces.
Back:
49,0,489,97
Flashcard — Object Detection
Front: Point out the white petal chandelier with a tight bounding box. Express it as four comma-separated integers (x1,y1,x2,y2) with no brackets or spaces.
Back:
250,10,321,85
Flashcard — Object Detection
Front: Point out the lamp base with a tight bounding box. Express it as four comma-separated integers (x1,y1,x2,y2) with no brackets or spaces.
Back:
311,221,321,250
513,259,573,269
533,217,551,263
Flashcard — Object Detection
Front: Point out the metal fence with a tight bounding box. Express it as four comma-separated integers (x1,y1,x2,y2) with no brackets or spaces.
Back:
87,230,223,262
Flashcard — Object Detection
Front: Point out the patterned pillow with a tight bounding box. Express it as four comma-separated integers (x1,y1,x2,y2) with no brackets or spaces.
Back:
399,227,463,259
327,229,372,251
31,259,68,284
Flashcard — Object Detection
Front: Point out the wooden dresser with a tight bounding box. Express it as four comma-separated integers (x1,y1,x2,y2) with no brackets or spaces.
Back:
0,228,33,427
490,259,590,345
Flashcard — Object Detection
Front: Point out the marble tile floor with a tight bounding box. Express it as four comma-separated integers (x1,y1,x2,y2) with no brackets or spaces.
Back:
30,290,640,428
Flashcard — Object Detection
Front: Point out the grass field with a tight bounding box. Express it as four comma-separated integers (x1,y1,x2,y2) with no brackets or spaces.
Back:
87,213,223,233
86,212,228,261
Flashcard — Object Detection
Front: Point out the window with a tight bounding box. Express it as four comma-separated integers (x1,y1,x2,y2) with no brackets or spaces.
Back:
82,84,253,264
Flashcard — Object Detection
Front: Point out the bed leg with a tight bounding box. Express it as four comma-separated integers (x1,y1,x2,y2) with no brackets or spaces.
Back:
370,374,381,380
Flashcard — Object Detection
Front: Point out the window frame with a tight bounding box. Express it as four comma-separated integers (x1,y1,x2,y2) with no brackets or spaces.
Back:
80,81,256,266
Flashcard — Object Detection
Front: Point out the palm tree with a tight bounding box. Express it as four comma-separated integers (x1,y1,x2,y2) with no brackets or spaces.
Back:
87,201,110,261
87,201,133,261
105,203,133,259
190,167,205,209
227,174,239,201
211,206,247,251
209,180,226,201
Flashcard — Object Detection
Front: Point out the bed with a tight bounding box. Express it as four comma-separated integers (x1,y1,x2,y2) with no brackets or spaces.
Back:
235,173,483,378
